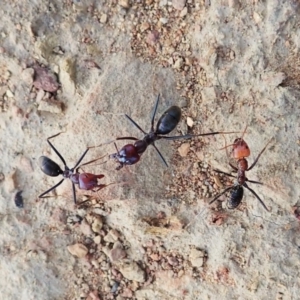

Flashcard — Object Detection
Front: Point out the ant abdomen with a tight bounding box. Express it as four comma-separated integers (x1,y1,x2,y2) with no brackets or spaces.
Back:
227,186,244,209
39,156,63,177
156,106,181,135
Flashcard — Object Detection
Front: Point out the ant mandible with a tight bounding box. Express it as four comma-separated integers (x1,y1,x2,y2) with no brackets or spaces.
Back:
110,94,237,170
39,132,109,204
209,127,272,211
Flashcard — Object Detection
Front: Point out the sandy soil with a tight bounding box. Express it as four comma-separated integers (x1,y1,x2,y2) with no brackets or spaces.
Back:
0,0,300,299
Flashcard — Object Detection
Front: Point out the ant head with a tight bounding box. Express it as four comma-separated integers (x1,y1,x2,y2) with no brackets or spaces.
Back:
231,138,250,159
111,144,140,167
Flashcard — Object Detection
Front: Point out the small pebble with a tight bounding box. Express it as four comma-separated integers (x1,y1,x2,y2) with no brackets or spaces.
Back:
33,65,60,92
189,248,205,267
6,89,14,98
213,175,223,188
104,229,120,243
67,243,88,258
187,117,194,127
140,22,150,32
92,216,103,234
119,0,130,8
36,89,45,102
37,98,63,114
110,241,127,262
150,253,160,261
80,219,93,236
180,6,188,17
178,143,190,157
21,68,34,85
172,0,186,10
146,30,159,45
119,261,145,282
100,14,108,23
5,170,17,193
173,57,184,69
20,156,33,172
94,235,101,244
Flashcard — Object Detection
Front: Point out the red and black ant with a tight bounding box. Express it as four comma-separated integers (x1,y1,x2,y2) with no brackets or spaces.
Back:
110,94,237,170
209,127,272,211
39,132,110,204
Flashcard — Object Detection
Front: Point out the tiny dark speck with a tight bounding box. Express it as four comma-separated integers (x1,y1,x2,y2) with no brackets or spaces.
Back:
14,191,24,208
111,281,119,294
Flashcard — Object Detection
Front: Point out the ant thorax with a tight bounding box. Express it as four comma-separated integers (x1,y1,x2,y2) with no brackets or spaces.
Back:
237,159,248,171
237,168,247,185
143,132,157,146
134,140,147,154
69,173,80,184
63,168,74,179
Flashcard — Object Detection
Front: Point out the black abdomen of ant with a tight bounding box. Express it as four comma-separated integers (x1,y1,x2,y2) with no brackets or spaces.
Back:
227,185,244,209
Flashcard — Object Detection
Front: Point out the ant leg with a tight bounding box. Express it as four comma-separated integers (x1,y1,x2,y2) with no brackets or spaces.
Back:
162,131,239,141
89,140,116,149
116,137,139,141
247,140,272,171
114,142,119,153
75,154,107,172
151,94,160,132
152,144,168,167
125,115,147,134
229,162,238,171
73,148,90,169
39,178,65,198
184,206,208,230
47,133,67,166
209,186,234,205
93,182,117,192
72,182,77,204
243,183,270,211
222,133,230,159
241,125,248,140
213,169,236,178
246,179,263,185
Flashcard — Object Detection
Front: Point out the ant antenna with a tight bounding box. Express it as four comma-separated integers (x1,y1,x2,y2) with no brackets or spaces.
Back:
114,142,119,153
47,132,68,167
184,205,210,230
151,94,160,132
125,114,147,134
241,124,248,140
152,143,168,167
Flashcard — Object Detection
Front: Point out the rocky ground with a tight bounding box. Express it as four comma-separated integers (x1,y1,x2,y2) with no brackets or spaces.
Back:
0,0,300,299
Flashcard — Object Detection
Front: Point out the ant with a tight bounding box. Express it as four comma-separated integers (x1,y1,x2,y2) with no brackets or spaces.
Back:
110,94,237,170
209,127,271,211
39,132,110,204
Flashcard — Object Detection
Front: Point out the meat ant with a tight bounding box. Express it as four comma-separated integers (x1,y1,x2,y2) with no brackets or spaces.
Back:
110,94,237,170
39,132,110,204
210,127,272,211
